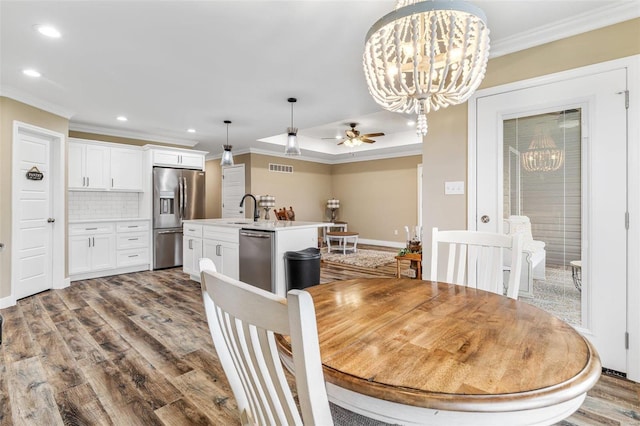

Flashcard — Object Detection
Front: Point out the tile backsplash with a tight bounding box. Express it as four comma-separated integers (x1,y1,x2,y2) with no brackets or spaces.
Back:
69,192,140,220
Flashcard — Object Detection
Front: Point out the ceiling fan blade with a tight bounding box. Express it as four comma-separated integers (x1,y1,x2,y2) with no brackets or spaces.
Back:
337,140,345,145
321,137,339,140
346,130,357,138
360,137,376,143
362,132,385,138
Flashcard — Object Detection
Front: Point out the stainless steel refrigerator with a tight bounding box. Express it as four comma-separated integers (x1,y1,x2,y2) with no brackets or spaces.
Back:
153,167,205,269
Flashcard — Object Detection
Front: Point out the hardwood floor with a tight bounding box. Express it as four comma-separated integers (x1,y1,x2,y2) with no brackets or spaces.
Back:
1,247,638,425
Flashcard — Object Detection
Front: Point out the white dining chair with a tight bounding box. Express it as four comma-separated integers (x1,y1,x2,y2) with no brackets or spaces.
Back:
199,258,333,426
430,228,524,299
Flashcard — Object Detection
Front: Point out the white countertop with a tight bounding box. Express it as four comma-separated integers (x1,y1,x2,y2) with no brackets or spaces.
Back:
183,218,329,231
69,218,150,224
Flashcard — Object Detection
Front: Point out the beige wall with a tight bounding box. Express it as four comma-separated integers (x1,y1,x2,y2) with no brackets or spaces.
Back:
205,159,222,218
332,156,422,243
422,18,640,243
0,97,69,300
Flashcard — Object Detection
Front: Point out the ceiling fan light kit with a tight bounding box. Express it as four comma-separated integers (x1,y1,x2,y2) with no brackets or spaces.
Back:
363,0,490,136
284,97,301,156
220,120,234,166
336,122,385,147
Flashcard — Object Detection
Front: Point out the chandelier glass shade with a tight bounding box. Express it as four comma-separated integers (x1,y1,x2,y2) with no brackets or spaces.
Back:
363,0,490,136
220,120,234,166
521,132,564,172
284,98,301,156
343,138,363,148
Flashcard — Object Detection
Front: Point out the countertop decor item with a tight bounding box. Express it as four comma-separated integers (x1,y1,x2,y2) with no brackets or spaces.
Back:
220,120,234,166
284,98,301,155
259,195,276,220
363,0,490,136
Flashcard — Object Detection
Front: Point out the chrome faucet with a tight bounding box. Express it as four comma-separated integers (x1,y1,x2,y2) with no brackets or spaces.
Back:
240,194,260,222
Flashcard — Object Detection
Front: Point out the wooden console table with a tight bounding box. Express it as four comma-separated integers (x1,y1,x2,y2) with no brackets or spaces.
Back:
395,252,422,279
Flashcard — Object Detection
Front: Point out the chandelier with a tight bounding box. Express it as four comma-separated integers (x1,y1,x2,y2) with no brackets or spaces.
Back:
521,130,564,172
363,0,490,136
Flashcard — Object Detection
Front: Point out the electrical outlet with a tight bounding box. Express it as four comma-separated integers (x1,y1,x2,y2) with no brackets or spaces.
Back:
394,230,398,235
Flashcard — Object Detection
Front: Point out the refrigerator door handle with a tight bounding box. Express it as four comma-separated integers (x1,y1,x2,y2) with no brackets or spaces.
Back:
178,177,184,219
183,177,188,218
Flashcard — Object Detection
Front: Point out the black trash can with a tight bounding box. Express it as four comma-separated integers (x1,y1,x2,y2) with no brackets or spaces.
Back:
284,247,321,290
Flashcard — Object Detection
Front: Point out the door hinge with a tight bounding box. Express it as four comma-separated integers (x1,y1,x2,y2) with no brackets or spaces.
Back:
625,332,629,350
625,212,630,230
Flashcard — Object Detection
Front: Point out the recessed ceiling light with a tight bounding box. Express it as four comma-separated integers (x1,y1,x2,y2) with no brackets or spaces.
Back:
35,25,61,38
117,116,128,122
407,120,415,126
187,128,196,133
23,69,41,78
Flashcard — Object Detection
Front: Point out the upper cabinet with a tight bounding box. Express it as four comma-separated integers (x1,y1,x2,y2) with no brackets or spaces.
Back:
110,147,143,191
69,142,110,190
151,149,205,170
69,139,143,192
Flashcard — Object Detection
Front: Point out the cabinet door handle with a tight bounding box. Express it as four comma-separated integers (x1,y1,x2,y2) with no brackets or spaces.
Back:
127,225,138,228
86,227,98,230
128,238,138,241
216,244,221,257
188,239,193,250
112,178,114,188
83,177,86,186
87,177,90,187
88,237,91,247
128,254,139,258
92,237,95,246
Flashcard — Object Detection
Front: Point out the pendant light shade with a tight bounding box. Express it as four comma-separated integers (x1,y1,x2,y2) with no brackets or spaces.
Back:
220,120,234,166
363,0,490,136
284,98,301,156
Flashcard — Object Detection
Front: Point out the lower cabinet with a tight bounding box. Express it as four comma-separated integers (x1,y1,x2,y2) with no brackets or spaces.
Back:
183,235,202,277
69,220,150,281
69,223,116,275
202,239,239,279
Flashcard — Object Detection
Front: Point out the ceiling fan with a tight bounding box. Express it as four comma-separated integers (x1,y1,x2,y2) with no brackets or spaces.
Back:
326,123,385,147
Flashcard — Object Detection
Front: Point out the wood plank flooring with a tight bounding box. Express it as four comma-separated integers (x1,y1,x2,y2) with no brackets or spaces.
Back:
1,246,639,425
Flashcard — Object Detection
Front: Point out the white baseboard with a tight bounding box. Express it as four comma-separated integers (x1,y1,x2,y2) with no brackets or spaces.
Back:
54,277,71,290
70,264,150,282
0,294,17,309
359,238,405,249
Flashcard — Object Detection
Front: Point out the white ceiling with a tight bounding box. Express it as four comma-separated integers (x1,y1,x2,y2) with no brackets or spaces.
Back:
1,1,638,163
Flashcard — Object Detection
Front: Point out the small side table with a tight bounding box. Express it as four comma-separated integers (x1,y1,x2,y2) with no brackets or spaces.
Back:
326,231,359,254
396,253,422,280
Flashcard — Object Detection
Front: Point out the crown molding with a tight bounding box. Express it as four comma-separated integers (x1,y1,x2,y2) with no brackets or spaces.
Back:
0,86,76,119
68,122,197,147
490,3,640,59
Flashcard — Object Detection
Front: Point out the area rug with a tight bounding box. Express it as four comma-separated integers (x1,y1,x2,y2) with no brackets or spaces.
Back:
522,266,581,326
321,249,396,268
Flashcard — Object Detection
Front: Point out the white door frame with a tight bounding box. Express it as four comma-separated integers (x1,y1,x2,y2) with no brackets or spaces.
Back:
468,55,640,382
10,121,68,306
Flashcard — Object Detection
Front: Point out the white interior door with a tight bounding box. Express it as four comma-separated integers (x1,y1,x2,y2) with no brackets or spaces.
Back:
14,131,53,299
222,164,246,219
471,67,628,372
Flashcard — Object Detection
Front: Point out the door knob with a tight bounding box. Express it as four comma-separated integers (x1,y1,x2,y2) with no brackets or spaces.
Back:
480,215,490,223
47,218,55,223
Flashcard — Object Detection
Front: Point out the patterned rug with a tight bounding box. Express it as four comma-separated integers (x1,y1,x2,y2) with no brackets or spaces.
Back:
522,266,581,325
321,249,397,268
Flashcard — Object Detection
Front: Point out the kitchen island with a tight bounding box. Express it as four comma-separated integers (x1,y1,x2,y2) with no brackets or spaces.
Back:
182,219,326,296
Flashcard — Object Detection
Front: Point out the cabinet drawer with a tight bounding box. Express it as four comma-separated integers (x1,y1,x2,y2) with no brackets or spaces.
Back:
117,221,150,233
116,248,149,267
203,226,239,243
184,224,203,238
116,232,148,249
70,222,114,235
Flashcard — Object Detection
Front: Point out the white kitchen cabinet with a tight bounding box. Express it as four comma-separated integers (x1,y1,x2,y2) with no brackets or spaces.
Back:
110,147,143,191
152,149,204,170
69,142,110,190
116,221,150,268
202,239,239,280
183,224,203,277
202,225,239,279
69,223,115,275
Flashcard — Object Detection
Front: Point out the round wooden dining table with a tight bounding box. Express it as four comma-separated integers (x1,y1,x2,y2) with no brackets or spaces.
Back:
282,278,601,426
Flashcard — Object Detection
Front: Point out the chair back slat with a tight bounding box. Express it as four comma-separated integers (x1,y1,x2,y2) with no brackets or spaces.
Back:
199,259,333,426
431,228,524,299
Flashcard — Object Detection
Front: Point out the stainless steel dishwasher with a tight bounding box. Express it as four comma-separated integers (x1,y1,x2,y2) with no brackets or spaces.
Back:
239,229,275,292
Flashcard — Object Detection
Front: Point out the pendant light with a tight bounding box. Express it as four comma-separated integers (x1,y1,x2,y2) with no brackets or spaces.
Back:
284,97,301,155
363,0,490,136
220,120,234,166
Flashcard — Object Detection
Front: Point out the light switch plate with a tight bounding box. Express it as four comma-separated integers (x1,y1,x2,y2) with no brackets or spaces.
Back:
445,181,465,195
